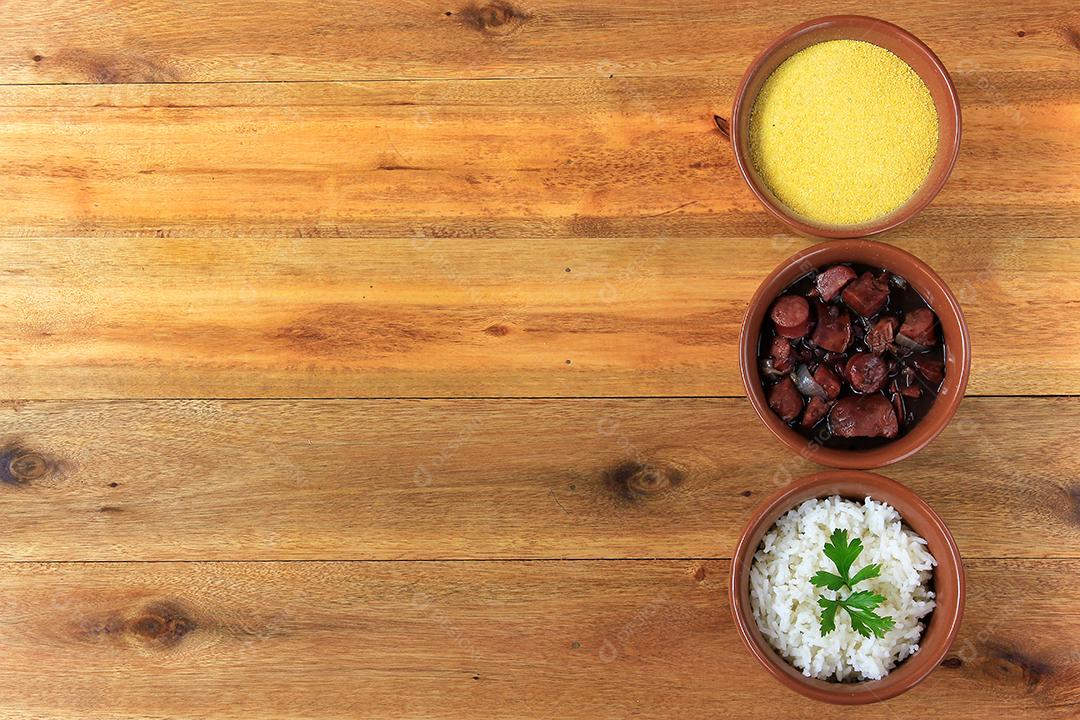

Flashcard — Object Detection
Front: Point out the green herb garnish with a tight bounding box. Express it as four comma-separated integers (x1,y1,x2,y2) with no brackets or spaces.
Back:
811,529,895,639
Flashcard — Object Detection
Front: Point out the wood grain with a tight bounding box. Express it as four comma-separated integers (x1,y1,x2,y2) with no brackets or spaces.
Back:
0,78,1074,239
0,0,1076,83
1,2,1077,716
0,236,1075,398
1,397,1075,561
0,559,1075,719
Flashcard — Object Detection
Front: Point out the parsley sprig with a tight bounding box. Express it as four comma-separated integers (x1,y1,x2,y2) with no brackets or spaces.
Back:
811,529,895,639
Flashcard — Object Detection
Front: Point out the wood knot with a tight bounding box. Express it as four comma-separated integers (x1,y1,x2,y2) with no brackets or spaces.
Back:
1065,485,1080,526
602,447,712,504
131,602,196,647
605,458,684,501
483,324,511,336
1063,27,1080,52
941,656,963,669
0,442,62,485
987,646,1052,688
78,601,196,651
457,0,530,35
9,452,47,481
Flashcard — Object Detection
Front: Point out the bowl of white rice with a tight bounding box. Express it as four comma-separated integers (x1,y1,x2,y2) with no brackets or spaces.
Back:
729,469,964,704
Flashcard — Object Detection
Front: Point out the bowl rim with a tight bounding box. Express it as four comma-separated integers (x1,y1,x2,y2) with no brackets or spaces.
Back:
729,469,966,704
729,14,963,238
738,239,971,468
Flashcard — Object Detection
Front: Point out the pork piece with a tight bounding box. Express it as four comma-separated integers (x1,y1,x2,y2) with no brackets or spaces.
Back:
911,356,946,385
813,365,843,400
767,376,804,422
898,308,938,348
829,395,899,438
770,295,812,338
810,302,852,353
842,272,891,317
801,396,830,429
866,316,898,355
815,265,857,302
766,336,794,373
844,353,889,394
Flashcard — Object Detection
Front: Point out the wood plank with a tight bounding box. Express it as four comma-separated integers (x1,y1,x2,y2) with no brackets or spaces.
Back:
0,0,1075,83
0,78,1074,238
0,559,1075,719
1,397,1076,561
0,236,1076,398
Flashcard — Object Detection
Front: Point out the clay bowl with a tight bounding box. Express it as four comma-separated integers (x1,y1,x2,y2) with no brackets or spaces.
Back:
729,15,961,238
730,469,965,704
738,240,970,468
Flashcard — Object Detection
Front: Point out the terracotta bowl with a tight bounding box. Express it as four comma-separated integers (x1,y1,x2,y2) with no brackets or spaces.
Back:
730,470,965,704
739,240,970,468
729,15,962,238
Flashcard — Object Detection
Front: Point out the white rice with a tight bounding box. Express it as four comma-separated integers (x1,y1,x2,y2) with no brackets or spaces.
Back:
749,495,936,681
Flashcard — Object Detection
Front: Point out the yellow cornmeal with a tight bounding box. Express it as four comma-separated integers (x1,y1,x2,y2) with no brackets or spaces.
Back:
749,40,938,226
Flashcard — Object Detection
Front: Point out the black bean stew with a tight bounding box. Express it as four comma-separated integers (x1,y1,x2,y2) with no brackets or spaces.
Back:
758,263,946,450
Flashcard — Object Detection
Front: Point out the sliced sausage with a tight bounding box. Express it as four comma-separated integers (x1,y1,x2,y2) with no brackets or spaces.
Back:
770,295,812,338
815,265,857,302
842,272,891,318
801,396,830,429
810,302,852,353
898,308,938,348
813,365,843,400
844,353,889,394
829,395,899,438
767,336,794,373
767,376,804,422
866,316,898,355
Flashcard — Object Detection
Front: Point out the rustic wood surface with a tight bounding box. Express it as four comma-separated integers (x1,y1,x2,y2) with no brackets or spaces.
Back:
0,237,1077,397
0,81,1074,239
0,0,1075,82
0,560,1077,720
1,397,1077,561
0,0,1077,717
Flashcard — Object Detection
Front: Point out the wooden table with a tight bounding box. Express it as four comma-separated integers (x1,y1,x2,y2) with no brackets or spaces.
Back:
0,1,1077,717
